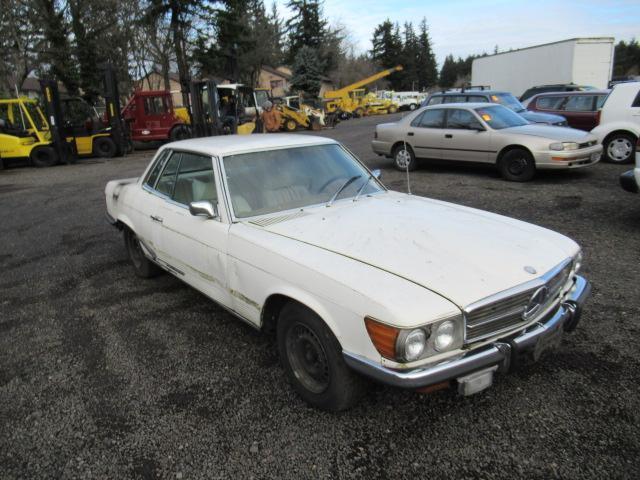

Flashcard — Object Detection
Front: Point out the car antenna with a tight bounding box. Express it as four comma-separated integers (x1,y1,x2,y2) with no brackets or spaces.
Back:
403,138,412,195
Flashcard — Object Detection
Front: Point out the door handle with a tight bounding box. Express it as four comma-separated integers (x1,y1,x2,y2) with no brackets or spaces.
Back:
407,132,414,136
150,215,163,223
445,134,453,138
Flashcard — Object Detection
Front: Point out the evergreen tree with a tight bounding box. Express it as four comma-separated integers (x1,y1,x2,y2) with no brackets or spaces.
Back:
285,0,327,65
416,18,437,89
371,19,403,89
614,39,640,77
290,45,323,97
400,22,418,90
439,54,457,88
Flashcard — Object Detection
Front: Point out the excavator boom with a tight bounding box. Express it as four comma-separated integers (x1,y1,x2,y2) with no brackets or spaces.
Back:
323,65,403,99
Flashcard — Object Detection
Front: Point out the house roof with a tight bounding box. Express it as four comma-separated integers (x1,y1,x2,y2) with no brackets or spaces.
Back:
262,65,292,80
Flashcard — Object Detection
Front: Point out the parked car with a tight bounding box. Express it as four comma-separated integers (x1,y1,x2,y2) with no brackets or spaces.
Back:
423,90,568,126
373,103,601,181
520,84,596,103
527,90,610,131
105,134,590,411
591,82,640,164
620,137,640,193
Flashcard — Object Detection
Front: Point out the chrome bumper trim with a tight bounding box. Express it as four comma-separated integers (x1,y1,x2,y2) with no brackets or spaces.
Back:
344,275,590,390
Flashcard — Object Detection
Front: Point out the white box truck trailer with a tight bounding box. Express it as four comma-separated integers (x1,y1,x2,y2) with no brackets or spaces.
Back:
471,37,614,98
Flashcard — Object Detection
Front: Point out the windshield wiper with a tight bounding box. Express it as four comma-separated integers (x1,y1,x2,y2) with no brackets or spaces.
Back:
327,175,360,207
353,174,374,202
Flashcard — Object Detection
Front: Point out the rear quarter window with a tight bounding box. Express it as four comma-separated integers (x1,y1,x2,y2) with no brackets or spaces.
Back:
144,150,170,188
632,90,640,107
536,96,566,110
427,96,443,105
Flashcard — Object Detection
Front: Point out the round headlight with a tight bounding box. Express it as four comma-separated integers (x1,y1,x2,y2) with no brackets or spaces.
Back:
434,320,456,352
401,329,427,362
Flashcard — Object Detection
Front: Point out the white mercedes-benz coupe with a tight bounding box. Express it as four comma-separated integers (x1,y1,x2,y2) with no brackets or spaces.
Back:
105,134,590,411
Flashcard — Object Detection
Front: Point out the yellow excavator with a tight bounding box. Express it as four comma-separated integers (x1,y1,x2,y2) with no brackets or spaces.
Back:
323,65,403,118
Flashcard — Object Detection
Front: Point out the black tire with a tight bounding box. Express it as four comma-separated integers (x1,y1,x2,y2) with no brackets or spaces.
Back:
169,124,191,142
498,148,536,182
388,105,398,114
123,228,162,278
30,146,58,167
93,137,117,158
392,143,417,171
603,133,635,164
277,302,365,411
408,103,417,111
354,108,364,118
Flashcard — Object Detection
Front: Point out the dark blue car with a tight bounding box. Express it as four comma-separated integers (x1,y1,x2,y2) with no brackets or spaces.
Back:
422,90,568,126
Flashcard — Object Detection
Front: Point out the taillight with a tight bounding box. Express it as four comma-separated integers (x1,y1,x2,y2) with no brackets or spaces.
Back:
595,110,601,126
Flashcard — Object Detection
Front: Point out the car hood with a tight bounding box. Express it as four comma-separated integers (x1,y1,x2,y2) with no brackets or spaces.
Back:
252,192,577,308
519,110,566,124
500,124,593,142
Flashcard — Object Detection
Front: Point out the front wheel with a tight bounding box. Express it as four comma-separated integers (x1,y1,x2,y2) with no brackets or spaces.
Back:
284,119,297,131
93,137,117,158
408,103,417,111
277,302,365,411
603,133,635,164
124,228,162,278
30,146,58,167
498,149,536,182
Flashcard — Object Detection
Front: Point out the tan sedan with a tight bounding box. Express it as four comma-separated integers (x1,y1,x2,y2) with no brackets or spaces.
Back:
372,103,602,181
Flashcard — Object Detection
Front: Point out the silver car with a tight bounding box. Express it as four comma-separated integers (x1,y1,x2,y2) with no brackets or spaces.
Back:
372,103,602,181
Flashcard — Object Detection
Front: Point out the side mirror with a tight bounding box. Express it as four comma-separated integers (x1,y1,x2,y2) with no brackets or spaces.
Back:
372,169,382,179
189,201,218,219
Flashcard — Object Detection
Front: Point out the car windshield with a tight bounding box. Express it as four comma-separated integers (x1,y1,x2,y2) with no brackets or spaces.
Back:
475,105,529,129
223,144,383,218
23,102,47,131
491,93,526,112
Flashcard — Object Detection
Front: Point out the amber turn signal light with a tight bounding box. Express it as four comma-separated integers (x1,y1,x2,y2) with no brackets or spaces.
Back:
364,316,399,359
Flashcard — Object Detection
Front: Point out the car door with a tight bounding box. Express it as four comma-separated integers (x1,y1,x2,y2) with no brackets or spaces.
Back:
439,108,491,163
562,95,597,131
407,108,445,159
155,151,232,306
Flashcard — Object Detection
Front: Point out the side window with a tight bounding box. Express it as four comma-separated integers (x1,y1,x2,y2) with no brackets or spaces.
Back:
446,109,481,129
144,150,170,188
564,95,595,112
410,112,425,127
155,152,182,197
596,94,608,109
467,95,489,103
632,90,640,108
172,153,218,206
427,96,443,105
144,96,168,115
536,96,566,110
418,109,445,128
443,95,466,104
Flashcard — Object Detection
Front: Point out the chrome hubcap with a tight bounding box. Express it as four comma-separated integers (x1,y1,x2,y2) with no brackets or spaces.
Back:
608,138,632,161
396,149,411,168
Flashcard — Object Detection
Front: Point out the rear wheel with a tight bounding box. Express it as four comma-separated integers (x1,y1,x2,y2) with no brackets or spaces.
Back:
93,137,117,158
498,149,536,182
277,302,365,411
408,103,418,111
30,146,58,167
603,133,635,164
169,124,191,142
388,105,398,114
392,143,417,171
123,228,162,278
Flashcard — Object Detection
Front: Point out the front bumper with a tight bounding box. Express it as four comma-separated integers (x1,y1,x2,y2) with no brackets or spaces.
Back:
535,146,602,169
344,275,591,392
620,170,639,193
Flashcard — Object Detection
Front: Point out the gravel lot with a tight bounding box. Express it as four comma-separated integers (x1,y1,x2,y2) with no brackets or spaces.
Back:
1,114,639,479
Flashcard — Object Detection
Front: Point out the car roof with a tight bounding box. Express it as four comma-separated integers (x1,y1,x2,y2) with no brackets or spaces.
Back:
531,90,610,98
432,90,508,96
424,102,504,109
163,134,337,157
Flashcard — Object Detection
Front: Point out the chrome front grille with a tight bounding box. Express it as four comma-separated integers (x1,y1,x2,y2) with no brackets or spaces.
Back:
464,259,573,343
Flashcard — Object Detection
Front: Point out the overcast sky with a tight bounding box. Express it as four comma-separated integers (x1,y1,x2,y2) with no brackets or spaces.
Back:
275,0,640,67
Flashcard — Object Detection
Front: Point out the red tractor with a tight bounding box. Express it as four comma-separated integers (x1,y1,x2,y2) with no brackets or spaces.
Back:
122,90,190,143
